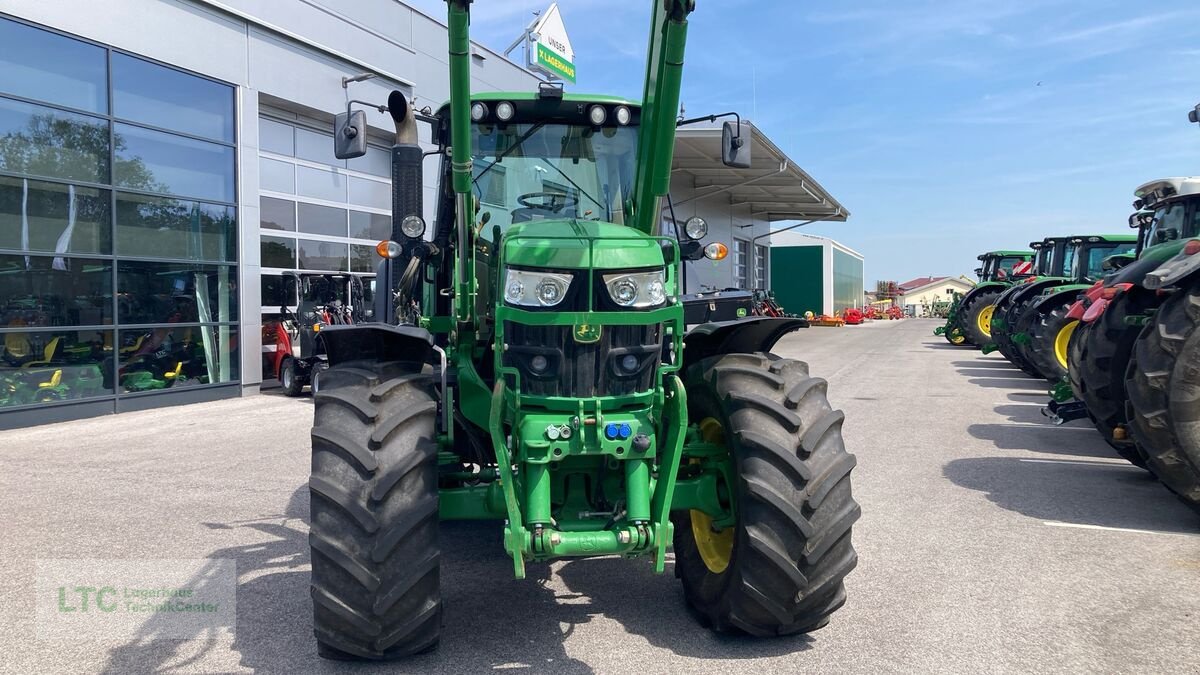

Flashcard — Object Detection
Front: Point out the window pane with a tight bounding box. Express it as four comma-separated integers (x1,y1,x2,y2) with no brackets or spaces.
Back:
296,165,346,202
0,18,107,114
115,193,236,262
350,244,377,273
0,97,109,183
118,325,238,391
259,118,294,156
117,261,237,324
260,273,286,308
0,177,110,254
349,176,390,210
349,210,389,240
295,127,342,166
347,145,390,177
0,254,112,327
260,236,296,268
260,157,294,194
297,238,347,271
114,123,234,202
297,202,346,236
112,53,234,142
260,196,295,231
0,328,114,405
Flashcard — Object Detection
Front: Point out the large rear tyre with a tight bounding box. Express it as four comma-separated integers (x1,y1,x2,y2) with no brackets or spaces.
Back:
1025,301,1074,382
1067,293,1152,468
309,360,441,660
1126,287,1200,515
672,353,860,636
1003,297,1045,377
959,290,1003,348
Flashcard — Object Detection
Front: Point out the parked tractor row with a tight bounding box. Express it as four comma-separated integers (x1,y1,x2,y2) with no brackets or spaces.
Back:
935,168,1200,516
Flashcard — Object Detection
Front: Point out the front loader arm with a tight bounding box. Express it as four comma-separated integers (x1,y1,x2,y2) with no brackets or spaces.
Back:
630,0,695,235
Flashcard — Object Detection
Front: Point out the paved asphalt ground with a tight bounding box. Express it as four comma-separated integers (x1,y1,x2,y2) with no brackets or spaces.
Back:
3,318,1198,674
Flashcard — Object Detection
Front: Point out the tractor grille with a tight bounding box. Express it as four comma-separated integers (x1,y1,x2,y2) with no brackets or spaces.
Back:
503,321,662,398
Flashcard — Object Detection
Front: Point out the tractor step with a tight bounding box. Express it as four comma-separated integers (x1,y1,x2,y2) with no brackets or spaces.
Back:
1041,399,1087,425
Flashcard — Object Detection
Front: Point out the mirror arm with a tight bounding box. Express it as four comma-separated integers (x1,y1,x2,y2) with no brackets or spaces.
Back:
676,111,742,141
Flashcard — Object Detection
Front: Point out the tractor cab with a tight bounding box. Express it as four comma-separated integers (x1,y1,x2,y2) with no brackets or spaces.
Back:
1134,178,1200,252
1067,235,1138,283
976,250,1035,283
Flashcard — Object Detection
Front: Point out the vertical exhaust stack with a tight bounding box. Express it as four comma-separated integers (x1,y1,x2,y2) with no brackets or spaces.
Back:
377,90,423,324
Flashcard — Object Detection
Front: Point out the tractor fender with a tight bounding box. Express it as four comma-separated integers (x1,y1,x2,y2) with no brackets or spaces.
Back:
1079,282,1133,324
1066,281,1103,321
316,323,434,368
1145,239,1200,289
1030,285,1088,315
682,317,807,371
959,281,1009,308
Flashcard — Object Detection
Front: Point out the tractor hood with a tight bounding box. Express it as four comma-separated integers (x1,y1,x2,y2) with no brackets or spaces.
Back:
501,219,666,270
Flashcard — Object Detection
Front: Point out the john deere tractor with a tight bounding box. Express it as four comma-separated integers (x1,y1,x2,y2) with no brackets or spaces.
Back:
306,1,859,659
992,235,1137,380
984,237,1068,373
938,250,1034,347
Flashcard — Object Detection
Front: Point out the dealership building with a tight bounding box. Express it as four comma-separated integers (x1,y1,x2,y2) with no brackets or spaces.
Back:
0,0,850,428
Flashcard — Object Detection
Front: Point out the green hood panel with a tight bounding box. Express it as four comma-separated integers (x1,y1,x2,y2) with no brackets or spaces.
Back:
501,219,666,270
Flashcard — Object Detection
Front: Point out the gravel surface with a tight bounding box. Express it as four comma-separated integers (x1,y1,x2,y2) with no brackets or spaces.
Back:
2,318,1196,674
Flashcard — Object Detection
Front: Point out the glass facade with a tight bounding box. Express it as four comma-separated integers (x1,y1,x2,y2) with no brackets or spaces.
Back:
733,238,749,289
0,16,237,416
256,115,389,312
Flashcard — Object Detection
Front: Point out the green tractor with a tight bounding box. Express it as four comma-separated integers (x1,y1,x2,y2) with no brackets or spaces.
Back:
993,235,1137,381
306,1,859,660
1066,176,1200,512
938,250,1035,347
983,237,1067,373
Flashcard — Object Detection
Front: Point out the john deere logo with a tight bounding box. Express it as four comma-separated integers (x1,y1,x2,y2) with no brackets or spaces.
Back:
736,308,748,318
573,323,601,343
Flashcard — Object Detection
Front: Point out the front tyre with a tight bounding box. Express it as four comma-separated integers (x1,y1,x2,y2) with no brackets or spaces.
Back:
280,357,305,397
309,361,441,659
1126,287,1200,514
673,353,860,636
1025,300,1075,381
960,290,1002,348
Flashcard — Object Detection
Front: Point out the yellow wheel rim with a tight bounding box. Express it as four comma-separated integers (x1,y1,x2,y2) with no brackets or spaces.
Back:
690,417,734,574
1055,320,1079,370
976,305,996,338
950,331,966,345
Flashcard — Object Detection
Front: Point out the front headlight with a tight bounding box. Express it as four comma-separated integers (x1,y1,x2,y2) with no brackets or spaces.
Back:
504,269,573,307
603,270,667,308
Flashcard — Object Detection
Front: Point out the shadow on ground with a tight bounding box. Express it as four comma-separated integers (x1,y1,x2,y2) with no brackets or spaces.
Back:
943,455,1196,534
967,422,1129,461
101,487,812,673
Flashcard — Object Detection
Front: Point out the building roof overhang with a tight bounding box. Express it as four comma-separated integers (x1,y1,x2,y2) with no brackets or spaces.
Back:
672,122,849,223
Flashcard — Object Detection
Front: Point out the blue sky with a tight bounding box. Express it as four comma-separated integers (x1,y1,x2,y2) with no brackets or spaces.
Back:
406,1,1200,284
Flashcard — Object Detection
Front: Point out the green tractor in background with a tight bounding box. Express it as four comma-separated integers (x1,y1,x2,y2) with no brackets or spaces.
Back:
991,234,1137,381
984,237,1067,373
306,1,859,660
937,250,1035,347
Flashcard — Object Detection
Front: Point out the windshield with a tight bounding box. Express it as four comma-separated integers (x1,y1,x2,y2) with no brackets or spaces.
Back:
1146,200,1186,248
471,122,638,239
1072,242,1137,280
992,256,1030,280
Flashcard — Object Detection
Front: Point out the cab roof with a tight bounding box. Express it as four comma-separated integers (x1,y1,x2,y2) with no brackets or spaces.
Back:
978,250,1033,259
448,92,641,109
1134,177,1200,207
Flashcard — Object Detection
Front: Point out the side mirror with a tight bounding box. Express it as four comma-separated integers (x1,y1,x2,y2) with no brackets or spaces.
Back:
721,121,751,168
678,240,703,261
974,267,983,276
334,110,368,159
1189,104,1200,124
